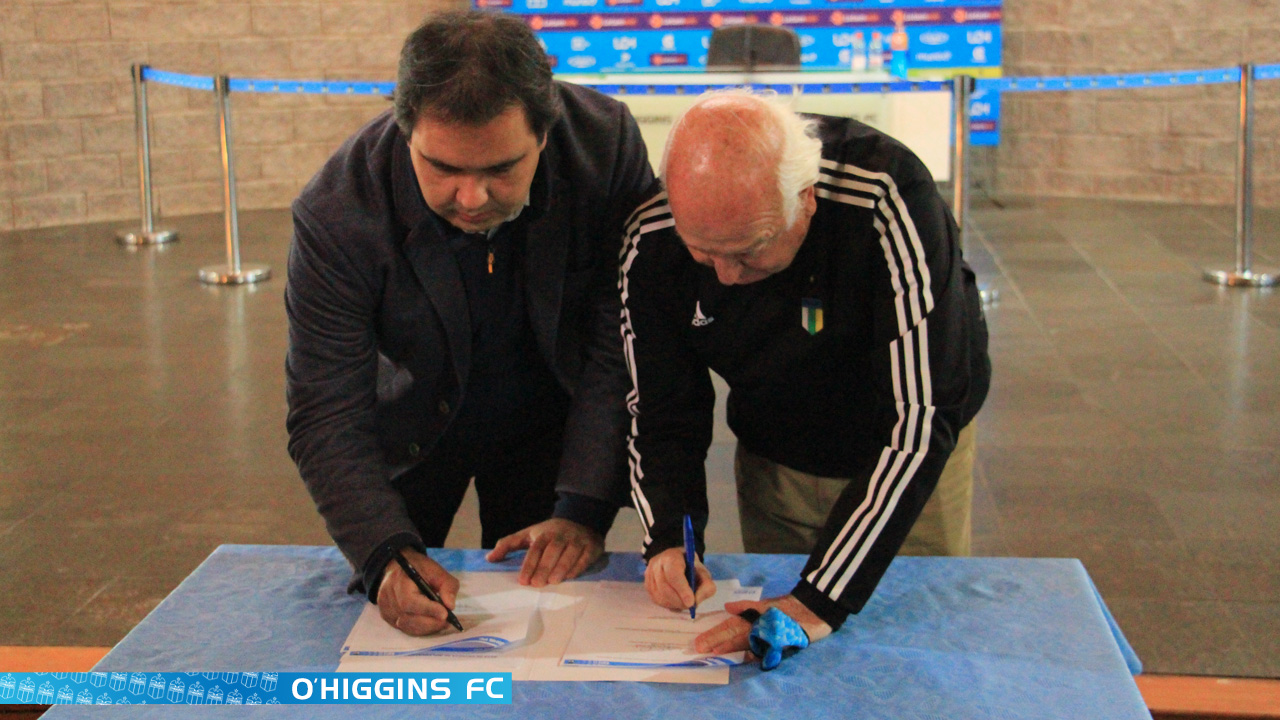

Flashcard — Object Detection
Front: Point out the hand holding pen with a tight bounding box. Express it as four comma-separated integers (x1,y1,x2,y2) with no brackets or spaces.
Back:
377,548,464,635
643,524,716,616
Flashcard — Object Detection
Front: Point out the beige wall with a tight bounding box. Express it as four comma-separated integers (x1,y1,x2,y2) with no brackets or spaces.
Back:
0,0,464,231
1,1,1279,232
997,0,1280,205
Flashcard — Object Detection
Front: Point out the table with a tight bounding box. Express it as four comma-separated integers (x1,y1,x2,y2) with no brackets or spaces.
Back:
46,545,1151,719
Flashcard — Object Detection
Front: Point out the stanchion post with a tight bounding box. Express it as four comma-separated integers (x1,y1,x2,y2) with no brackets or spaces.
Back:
1204,63,1277,287
116,63,178,246
951,74,971,249
199,74,271,285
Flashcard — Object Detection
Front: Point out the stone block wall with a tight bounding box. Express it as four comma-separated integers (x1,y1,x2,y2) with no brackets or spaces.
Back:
2,0,1280,231
0,0,464,231
996,0,1280,206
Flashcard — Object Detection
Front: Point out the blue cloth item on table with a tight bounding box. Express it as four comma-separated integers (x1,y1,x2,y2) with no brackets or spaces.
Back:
1089,579,1143,675
745,607,811,671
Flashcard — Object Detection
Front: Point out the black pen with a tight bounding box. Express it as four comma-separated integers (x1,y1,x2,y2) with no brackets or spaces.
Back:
391,549,463,632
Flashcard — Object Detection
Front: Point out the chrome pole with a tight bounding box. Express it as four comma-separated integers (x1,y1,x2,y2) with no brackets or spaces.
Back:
951,74,971,249
1204,63,1277,287
116,63,177,246
199,75,270,285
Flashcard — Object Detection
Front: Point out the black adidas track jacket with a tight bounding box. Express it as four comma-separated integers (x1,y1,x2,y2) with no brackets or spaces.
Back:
618,114,991,628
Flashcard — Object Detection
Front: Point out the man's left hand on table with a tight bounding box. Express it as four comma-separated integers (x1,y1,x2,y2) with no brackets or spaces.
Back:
695,593,832,658
486,518,604,587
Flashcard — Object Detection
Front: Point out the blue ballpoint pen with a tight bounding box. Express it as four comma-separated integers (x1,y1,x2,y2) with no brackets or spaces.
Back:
683,514,698,620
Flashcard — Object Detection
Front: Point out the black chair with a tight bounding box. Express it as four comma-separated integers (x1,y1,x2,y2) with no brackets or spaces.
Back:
705,25,802,72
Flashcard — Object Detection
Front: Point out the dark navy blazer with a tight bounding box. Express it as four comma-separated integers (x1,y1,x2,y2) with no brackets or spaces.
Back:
284,83,655,593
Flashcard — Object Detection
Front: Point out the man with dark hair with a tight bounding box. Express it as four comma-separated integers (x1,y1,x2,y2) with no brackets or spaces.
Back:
285,10,654,636
392,12,561,140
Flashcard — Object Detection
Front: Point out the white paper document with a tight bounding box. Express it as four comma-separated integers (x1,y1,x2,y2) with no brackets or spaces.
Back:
340,572,540,658
559,580,762,668
336,571,762,684
519,581,744,685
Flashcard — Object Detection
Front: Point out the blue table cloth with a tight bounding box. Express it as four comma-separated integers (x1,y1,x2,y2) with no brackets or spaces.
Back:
46,545,1151,719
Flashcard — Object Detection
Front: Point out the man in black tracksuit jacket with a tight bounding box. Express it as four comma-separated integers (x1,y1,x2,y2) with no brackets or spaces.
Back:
621,91,990,655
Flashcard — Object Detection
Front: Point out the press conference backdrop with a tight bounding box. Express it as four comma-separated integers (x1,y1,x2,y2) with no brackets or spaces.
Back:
568,78,955,180
474,0,1002,145
473,0,1002,76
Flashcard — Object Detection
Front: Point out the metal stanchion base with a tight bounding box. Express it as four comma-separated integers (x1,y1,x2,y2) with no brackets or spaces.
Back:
116,229,178,246
1202,267,1279,287
198,263,271,285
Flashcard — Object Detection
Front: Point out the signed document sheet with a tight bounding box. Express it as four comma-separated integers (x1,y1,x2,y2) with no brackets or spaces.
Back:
560,580,762,669
336,572,761,684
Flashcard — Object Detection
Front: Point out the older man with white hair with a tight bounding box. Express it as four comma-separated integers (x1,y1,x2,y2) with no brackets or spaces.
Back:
619,90,990,660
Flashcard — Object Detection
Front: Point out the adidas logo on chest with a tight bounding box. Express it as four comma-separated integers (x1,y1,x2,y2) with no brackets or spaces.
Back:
691,301,714,327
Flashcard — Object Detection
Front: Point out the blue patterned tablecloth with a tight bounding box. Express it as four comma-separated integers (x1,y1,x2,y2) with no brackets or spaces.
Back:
45,545,1151,719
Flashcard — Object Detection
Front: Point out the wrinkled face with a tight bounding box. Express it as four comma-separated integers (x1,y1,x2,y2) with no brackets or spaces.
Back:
670,182,816,286
407,105,546,233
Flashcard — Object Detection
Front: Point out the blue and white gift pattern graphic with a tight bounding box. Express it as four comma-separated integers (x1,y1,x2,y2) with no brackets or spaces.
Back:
1,671,282,705
2,671,505,705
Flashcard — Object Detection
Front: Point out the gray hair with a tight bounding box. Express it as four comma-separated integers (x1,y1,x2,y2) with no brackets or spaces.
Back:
660,89,823,226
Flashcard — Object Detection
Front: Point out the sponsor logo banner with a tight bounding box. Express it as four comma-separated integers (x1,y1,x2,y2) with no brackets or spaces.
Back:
524,9,1000,31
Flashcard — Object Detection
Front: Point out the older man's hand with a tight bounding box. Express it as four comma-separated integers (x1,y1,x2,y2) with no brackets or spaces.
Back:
693,594,832,657
644,546,717,612
486,518,604,587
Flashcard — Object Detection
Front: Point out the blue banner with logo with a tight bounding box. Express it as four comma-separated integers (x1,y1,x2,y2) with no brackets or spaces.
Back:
538,22,999,73
480,0,1000,15
477,0,1003,142
969,77,999,145
520,8,1001,74
0,672,511,706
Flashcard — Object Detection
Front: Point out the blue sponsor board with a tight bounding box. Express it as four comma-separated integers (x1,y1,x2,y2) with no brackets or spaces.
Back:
478,0,1003,143
969,78,999,145
481,0,999,14
537,20,1000,72
542,24,998,73
542,28,707,71
497,1,1002,73
900,24,999,69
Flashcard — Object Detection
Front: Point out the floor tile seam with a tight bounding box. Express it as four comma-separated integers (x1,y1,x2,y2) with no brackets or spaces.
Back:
1087,553,1222,605
1200,211,1280,267
65,578,119,620
0,495,61,536
966,218,1052,341
972,214,1174,396
1063,228,1228,398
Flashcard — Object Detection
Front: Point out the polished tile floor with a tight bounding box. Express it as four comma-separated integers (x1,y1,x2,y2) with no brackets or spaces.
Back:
0,198,1276,677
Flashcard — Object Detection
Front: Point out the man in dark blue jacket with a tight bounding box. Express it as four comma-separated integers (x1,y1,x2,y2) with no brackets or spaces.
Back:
285,11,654,636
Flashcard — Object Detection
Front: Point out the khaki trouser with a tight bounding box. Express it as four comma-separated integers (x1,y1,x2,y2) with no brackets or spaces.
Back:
736,423,976,557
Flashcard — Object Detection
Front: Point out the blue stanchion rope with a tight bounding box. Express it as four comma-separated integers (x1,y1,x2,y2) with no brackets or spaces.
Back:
138,69,950,96
977,66,1240,94
139,68,215,92
140,65,1277,98
227,78,396,95
1255,63,1280,81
